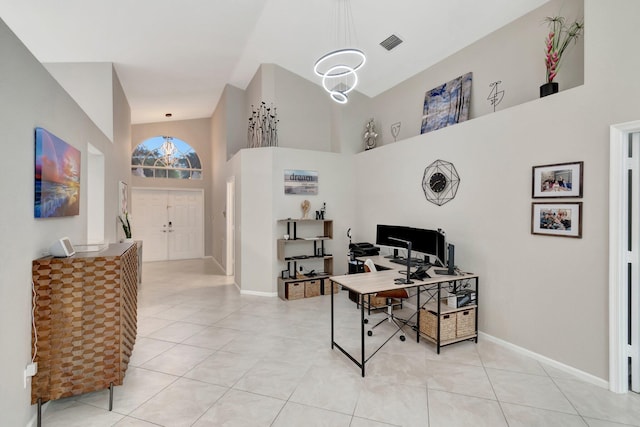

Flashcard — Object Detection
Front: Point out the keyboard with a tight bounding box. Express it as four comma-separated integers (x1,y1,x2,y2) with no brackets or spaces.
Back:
389,258,424,267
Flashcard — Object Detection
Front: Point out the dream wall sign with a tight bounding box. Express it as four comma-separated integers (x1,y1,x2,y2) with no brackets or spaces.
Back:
284,170,318,195
420,72,472,134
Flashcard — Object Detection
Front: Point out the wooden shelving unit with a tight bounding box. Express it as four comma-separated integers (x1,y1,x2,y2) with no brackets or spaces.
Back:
277,218,334,300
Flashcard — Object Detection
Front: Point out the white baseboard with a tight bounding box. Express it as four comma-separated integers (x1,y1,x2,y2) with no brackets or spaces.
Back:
401,302,608,389
240,289,277,297
479,332,609,389
208,256,225,272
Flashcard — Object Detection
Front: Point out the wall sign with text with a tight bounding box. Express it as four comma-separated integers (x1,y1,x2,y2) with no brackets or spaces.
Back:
284,170,318,195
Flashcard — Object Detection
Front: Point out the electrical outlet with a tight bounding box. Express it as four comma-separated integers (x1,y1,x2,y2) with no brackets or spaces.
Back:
26,362,37,376
24,362,37,388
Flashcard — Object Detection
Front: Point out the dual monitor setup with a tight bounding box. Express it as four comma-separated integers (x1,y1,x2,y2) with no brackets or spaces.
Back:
375,224,455,284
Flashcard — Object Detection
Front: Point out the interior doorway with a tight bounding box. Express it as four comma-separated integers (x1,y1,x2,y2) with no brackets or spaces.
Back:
610,122,640,393
226,177,235,276
131,188,204,262
86,143,105,243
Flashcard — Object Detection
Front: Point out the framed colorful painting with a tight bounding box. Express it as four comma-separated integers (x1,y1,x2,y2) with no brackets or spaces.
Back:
34,127,81,218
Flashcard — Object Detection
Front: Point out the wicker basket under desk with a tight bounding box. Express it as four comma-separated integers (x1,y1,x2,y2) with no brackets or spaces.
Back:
30,243,138,404
420,308,457,341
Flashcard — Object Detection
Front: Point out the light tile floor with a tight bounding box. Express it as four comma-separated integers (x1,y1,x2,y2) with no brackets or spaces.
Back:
42,259,640,427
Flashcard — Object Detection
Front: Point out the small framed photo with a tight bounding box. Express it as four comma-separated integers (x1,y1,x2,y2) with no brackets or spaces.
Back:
119,181,128,215
281,269,290,279
532,161,583,198
531,202,582,238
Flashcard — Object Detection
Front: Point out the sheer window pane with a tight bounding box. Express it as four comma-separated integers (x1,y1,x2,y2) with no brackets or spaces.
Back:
130,136,202,180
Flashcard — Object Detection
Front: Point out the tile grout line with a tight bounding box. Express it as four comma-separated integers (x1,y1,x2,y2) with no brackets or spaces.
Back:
476,343,512,426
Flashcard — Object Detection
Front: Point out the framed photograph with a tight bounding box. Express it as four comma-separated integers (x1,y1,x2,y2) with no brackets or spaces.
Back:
531,202,582,238
281,269,290,279
532,161,583,198
119,181,128,216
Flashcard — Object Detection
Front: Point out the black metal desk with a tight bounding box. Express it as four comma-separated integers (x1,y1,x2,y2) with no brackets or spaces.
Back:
330,263,478,377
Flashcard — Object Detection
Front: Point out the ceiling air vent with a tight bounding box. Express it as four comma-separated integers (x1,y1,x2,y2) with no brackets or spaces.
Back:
380,34,403,51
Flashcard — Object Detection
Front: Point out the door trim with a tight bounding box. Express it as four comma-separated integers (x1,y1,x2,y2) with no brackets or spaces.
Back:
609,120,640,393
226,177,235,276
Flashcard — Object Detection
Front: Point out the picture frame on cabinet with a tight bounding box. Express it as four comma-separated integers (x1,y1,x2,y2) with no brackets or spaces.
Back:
531,202,582,238
532,161,583,198
119,181,128,216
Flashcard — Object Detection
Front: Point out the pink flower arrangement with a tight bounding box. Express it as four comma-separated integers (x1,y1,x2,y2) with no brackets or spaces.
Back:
544,16,584,83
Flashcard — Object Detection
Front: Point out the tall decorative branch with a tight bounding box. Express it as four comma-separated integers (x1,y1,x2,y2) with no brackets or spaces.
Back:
248,102,279,148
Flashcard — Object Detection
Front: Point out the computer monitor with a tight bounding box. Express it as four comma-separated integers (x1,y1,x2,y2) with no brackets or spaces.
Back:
376,224,446,265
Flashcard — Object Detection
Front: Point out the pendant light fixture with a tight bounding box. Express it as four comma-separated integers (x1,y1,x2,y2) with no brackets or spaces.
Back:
160,136,177,166
160,112,176,166
314,0,366,104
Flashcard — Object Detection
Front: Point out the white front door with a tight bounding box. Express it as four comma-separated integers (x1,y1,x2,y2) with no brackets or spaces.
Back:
131,189,204,262
168,191,204,260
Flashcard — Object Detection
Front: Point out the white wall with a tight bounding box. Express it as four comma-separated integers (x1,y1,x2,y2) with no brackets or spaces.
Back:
0,19,131,426
272,65,334,152
351,0,640,382
227,147,355,294
44,62,115,142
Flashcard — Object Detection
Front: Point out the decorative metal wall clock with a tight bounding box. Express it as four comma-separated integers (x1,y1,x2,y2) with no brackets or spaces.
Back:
422,159,460,206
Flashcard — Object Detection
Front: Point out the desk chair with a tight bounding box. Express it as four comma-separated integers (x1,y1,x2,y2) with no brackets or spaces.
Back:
363,259,410,341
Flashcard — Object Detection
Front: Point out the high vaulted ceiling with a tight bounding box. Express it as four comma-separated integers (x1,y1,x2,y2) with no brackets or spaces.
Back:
0,0,549,124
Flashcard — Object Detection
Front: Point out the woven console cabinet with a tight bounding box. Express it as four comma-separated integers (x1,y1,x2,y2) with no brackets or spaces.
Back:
31,242,138,405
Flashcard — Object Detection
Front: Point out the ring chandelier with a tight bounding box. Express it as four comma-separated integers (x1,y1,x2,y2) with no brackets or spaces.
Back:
314,0,366,104
314,48,366,104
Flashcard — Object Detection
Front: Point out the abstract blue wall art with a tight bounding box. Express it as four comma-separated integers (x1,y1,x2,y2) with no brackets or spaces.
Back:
420,72,472,134
34,127,81,218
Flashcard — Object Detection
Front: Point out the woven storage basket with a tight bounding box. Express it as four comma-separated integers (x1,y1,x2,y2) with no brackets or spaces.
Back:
367,294,389,308
304,280,321,297
456,308,476,337
287,282,305,300
420,308,456,341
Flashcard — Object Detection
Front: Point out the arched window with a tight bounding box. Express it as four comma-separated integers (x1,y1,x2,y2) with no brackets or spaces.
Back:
131,136,202,180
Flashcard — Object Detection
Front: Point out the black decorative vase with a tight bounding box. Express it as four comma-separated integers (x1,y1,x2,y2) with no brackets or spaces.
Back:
540,82,559,98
